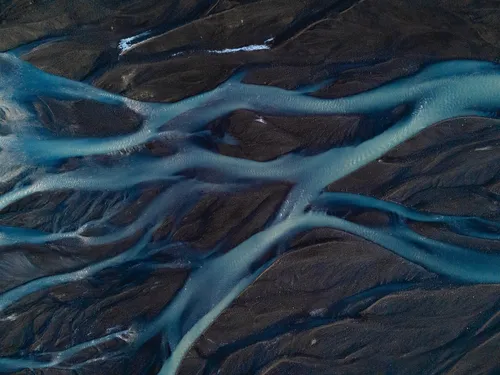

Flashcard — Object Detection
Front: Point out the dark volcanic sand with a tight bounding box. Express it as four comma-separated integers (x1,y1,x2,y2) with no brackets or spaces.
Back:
1,1,500,374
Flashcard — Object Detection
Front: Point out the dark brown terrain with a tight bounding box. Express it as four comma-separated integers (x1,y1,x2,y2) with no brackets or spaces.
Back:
1,0,500,374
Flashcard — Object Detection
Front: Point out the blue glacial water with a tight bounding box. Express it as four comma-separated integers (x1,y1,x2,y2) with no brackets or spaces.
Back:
0,53,499,373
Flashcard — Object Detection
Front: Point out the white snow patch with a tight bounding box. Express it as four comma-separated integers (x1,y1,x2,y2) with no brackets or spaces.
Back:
0,313,17,321
309,307,327,317
118,31,152,53
207,44,270,54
